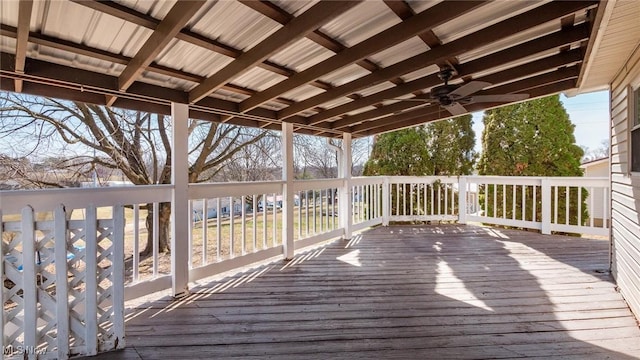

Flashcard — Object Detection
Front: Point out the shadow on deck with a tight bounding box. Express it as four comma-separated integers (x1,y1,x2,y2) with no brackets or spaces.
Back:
87,224,640,359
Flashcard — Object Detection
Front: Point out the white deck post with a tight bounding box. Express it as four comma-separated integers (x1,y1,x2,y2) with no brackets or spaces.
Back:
21,206,37,357
281,122,294,260
171,102,190,296
382,177,390,226
541,178,551,235
53,205,70,359
458,176,467,224
339,133,352,240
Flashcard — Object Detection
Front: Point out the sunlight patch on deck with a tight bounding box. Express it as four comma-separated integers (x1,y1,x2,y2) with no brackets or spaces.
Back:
435,260,494,312
337,249,362,267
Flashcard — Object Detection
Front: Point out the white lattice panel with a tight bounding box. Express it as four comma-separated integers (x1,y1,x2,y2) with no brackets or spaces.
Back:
2,205,125,359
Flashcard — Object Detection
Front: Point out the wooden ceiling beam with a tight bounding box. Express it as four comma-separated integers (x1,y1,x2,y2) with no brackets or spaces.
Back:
305,23,589,127
72,0,336,95
239,0,396,81
383,0,459,71
188,1,359,103
0,24,296,106
352,67,580,135
0,53,296,126
358,78,578,136
13,0,33,93
277,0,596,121
106,0,205,106
238,1,488,114
331,50,582,131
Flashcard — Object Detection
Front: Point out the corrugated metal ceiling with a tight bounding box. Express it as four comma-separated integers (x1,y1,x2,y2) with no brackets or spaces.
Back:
0,0,608,137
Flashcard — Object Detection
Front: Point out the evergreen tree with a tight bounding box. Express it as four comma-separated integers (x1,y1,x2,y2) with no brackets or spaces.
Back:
364,115,477,176
363,115,477,217
425,114,477,176
363,127,431,176
478,95,586,227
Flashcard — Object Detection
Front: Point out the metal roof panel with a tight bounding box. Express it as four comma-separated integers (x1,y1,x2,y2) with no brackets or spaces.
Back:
231,67,288,92
190,0,282,52
319,1,400,47
270,0,319,16
368,37,430,67
320,64,370,87
268,38,335,72
432,1,548,43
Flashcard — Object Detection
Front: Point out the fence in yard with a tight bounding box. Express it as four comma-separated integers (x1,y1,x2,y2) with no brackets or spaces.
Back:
0,175,609,358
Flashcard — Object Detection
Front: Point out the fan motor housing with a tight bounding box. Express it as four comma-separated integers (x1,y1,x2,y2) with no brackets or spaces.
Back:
430,84,459,100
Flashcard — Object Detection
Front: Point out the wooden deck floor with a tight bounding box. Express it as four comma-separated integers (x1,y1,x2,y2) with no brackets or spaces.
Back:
89,225,640,359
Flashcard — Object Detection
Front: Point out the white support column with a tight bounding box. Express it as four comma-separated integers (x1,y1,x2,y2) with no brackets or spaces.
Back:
339,133,352,240
382,177,390,226
21,206,37,357
171,102,190,296
281,122,294,260
541,178,551,235
458,176,467,224
53,205,70,359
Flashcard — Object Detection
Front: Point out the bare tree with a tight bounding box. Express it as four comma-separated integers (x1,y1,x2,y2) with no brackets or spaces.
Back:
218,133,281,182
294,134,338,178
293,134,372,178
0,92,268,254
582,139,610,162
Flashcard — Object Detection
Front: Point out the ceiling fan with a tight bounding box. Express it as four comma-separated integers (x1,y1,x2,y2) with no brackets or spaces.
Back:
394,68,530,116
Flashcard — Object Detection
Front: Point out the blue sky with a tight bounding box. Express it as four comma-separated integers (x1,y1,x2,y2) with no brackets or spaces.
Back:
471,90,610,154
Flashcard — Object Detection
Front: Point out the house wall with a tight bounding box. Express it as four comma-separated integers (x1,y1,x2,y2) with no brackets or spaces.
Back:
610,42,640,319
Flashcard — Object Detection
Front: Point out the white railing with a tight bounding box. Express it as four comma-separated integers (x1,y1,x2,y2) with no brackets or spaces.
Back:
387,176,460,223
0,186,170,359
350,177,384,231
0,175,610,358
186,181,284,283
293,178,344,249
464,176,609,236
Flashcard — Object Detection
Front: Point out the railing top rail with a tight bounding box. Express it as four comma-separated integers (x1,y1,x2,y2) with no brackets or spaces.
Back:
293,178,344,192
189,180,284,199
386,175,459,184
0,185,173,214
465,175,608,186
350,177,385,186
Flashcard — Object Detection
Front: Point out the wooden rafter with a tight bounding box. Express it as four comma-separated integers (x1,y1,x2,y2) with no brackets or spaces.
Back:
0,0,603,138
353,67,580,135
188,1,360,104
237,1,488,113
13,0,33,93
330,50,583,131
358,79,578,136
307,24,589,127
71,0,335,96
106,0,206,106
0,52,307,124
277,0,597,121
240,0,404,87
0,24,297,106
383,0,458,72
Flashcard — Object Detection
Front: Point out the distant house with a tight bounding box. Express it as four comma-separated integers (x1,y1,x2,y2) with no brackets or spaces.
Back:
580,157,609,227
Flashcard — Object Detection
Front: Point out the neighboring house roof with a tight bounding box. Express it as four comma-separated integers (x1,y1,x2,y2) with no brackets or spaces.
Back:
580,157,609,168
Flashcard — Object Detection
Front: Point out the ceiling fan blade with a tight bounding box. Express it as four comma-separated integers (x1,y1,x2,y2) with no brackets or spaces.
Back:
443,102,468,116
469,93,530,104
449,81,491,98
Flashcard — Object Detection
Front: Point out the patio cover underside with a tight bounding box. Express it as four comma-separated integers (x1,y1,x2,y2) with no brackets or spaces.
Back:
0,0,603,137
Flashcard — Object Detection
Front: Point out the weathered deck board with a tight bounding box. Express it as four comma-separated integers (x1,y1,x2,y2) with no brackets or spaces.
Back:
86,225,640,359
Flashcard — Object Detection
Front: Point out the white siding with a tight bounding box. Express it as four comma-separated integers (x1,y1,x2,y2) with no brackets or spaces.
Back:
610,42,640,319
